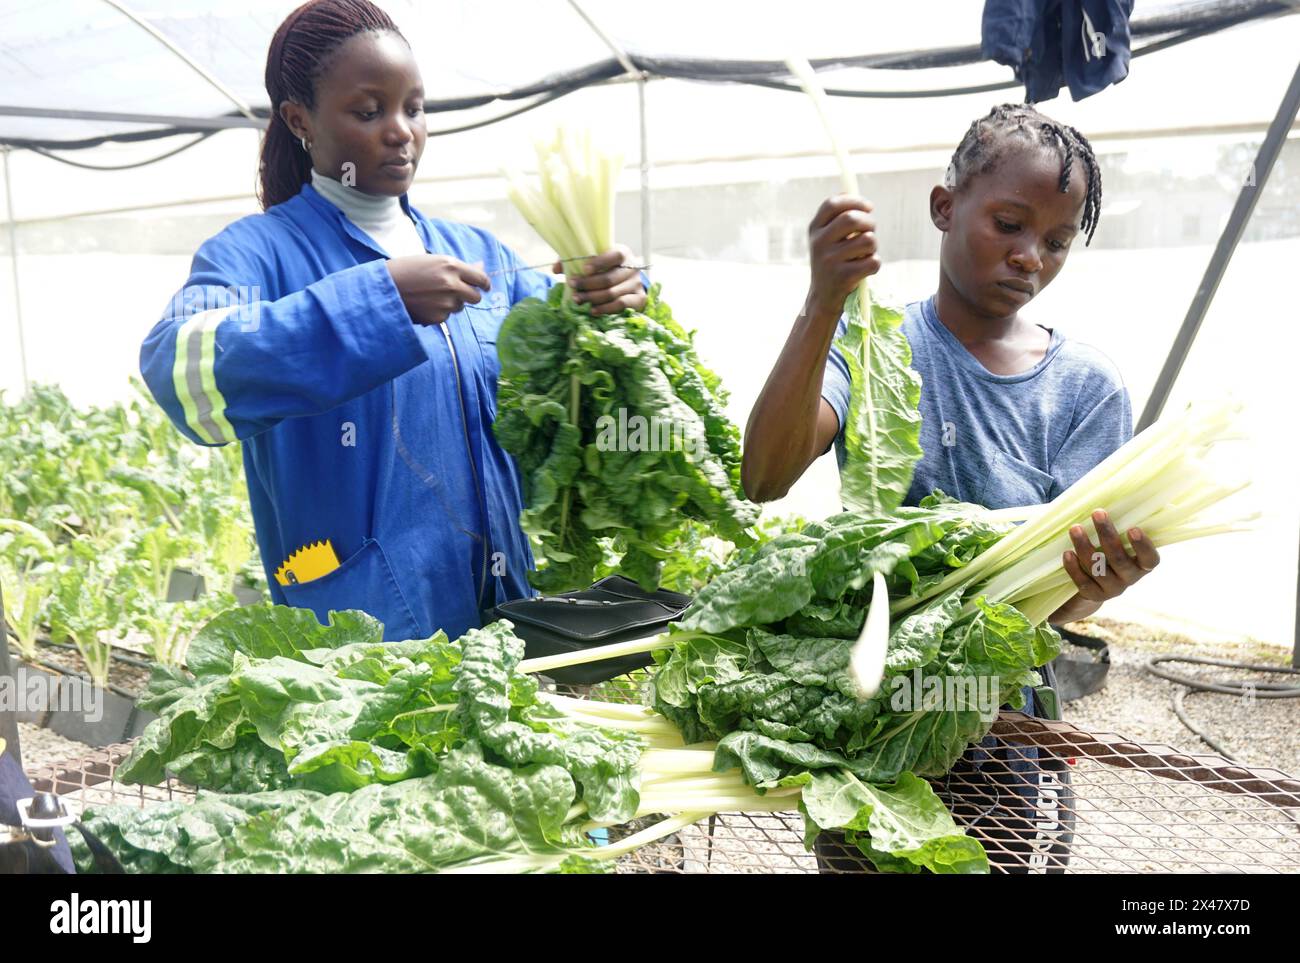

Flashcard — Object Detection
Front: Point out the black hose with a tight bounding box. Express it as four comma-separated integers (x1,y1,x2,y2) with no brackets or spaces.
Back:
14,653,141,702
6,642,146,700
6,633,155,670
32,639,153,671
8,0,1297,153
1145,655,1300,761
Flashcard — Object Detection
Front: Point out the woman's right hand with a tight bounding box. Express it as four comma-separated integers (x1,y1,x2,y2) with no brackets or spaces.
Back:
806,195,881,321
386,255,491,326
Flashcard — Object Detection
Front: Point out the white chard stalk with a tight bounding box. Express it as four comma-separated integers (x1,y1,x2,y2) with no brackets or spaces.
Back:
786,55,894,680
504,127,622,271
892,399,1255,623
784,56,868,310
848,570,891,700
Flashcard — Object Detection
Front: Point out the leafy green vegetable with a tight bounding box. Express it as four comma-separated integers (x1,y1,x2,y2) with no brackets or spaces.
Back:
45,544,122,688
795,770,988,874
96,595,1000,875
0,561,51,662
75,742,600,874
0,381,261,678
637,489,1061,873
779,56,922,516
454,620,643,822
495,283,759,592
117,604,645,823
835,292,923,515
679,501,984,636
659,593,1051,786
96,603,788,875
117,605,453,791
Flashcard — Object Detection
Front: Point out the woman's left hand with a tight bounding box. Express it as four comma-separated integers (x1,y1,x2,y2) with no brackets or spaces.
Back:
1049,510,1160,624
554,244,646,315
1062,509,1161,603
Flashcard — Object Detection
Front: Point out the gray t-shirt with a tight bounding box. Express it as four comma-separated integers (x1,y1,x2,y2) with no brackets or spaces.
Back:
822,296,1132,509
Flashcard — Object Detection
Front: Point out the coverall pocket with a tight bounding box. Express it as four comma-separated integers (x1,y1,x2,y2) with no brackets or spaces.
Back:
466,291,510,414
281,538,421,642
465,290,510,345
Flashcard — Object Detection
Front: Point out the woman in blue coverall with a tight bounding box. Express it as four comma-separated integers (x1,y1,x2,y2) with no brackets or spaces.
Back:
140,0,646,642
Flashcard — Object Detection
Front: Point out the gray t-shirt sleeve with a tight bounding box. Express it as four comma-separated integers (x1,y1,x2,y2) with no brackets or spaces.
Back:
820,315,851,455
1047,384,1133,500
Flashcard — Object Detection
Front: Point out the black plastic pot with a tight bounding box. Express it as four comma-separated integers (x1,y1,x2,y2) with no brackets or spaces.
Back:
9,657,156,748
45,676,156,748
165,567,207,603
1052,629,1111,703
6,664,61,726
233,583,265,607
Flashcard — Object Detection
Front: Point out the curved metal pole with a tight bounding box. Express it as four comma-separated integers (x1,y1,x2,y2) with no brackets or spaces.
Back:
99,0,259,122
565,0,652,262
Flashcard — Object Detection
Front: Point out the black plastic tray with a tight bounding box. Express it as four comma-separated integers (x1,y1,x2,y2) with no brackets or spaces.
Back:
488,576,691,685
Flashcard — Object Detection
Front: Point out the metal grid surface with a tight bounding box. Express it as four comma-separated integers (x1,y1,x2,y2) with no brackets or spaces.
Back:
25,676,1300,875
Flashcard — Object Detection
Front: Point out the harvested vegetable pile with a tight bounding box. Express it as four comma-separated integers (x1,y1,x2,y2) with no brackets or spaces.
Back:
113,607,640,811
648,497,1054,870
517,393,1252,872
653,496,1048,778
76,603,978,873
79,608,647,873
81,383,1251,874
494,129,758,592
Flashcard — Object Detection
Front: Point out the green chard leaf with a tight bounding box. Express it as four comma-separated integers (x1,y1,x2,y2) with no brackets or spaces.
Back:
455,620,644,823
800,770,988,874
75,743,595,875
835,293,924,515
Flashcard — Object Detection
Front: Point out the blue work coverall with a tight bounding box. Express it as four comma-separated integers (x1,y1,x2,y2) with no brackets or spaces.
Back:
141,182,553,641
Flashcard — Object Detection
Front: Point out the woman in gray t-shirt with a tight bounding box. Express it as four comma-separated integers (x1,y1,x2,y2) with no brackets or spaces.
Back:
743,105,1163,872
743,103,1161,626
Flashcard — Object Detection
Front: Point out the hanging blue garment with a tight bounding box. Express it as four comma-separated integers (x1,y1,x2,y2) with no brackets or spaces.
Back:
982,0,1135,103
141,182,554,642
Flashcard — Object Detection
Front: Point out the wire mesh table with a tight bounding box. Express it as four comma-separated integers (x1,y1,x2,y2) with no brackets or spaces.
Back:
607,711,1300,874
27,691,1300,874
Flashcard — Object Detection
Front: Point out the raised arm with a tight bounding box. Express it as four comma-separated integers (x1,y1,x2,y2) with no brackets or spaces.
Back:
741,195,880,501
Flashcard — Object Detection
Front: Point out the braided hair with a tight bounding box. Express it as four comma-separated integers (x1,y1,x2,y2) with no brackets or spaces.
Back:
944,104,1103,246
258,0,405,210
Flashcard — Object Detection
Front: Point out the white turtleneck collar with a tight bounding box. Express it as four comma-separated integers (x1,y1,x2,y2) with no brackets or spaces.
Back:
310,170,426,258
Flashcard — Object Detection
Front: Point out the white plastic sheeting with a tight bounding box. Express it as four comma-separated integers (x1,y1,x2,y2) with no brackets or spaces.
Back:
0,1,1297,647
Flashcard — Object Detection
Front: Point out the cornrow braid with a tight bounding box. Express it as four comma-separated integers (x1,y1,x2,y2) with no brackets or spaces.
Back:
258,0,405,210
944,103,1103,245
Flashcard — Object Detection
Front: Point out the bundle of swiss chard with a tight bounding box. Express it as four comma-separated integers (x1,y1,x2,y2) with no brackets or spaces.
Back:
494,129,758,592
495,283,756,592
